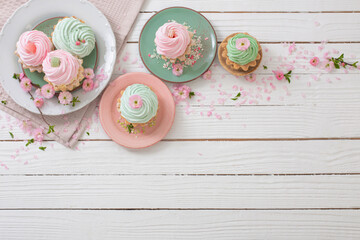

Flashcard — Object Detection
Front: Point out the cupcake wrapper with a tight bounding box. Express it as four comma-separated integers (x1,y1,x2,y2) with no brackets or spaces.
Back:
218,32,262,76
43,58,84,92
15,50,43,73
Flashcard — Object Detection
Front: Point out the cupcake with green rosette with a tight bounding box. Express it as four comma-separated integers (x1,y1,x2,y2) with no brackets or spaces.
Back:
52,17,96,58
116,84,159,127
218,32,262,76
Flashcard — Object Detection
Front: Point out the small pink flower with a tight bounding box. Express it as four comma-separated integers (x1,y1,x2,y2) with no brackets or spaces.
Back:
273,70,284,80
20,77,32,92
84,68,95,79
322,61,334,72
236,38,250,51
41,84,55,99
19,73,25,80
82,79,94,92
245,73,256,82
288,42,296,54
172,64,183,76
202,70,212,80
172,84,191,101
58,91,73,105
32,128,44,142
310,57,320,66
33,98,44,108
129,95,143,109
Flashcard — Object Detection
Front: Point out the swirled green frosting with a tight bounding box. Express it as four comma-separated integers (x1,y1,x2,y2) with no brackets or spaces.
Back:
120,84,159,124
226,33,258,65
52,17,95,58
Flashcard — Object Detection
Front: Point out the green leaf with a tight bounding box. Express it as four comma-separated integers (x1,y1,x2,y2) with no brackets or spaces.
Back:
47,125,55,134
126,124,134,134
39,146,47,151
25,138,34,147
338,53,344,60
263,65,268,70
71,97,80,107
1,100,7,105
12,73,20,79
286,76,291,83
86,132,90,136
231,92,241,101
352,61,358,68
9,132,14,139
189,92,195,99
334,62,340,69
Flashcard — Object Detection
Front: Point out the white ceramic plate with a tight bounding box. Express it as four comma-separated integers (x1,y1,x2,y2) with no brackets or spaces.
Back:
0,0,116,115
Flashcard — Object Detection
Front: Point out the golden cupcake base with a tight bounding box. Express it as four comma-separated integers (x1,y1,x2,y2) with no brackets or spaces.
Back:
218,32,262,76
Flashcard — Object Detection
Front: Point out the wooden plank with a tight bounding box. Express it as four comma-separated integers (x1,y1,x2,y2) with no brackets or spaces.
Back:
0,175,360,208
1,140,360,174
129,13,360,42
142,0,360,12
1,95,360,141
1,210,360,239
116,43,360,75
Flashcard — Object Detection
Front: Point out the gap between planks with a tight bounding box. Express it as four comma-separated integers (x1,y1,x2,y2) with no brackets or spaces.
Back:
0,208,360,211
140,11,360,14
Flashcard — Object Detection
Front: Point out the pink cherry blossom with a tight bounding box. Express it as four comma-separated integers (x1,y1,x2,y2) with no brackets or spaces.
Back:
236,38,250,51
273,70,284,80
33,98,44,108
172,84,191,102
19,73,25,79
202,70,212,80
321,61,334,72
245,73,256,82
41,84,55,99
172,64,183,76
82,79,94,92
129,95,143,109
310,57,320,66
58,91,73,105
84,68,95,79
20,77,32,92
32,128,44,142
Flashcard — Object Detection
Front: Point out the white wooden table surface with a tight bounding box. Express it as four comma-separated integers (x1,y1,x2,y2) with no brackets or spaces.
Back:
1,0,360,239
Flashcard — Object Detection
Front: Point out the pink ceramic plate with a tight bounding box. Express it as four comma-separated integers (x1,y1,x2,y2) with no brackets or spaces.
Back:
99,72,175,148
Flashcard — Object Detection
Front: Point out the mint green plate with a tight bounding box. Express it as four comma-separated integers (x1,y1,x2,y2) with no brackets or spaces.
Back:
23,17,97,88
139,7,217,83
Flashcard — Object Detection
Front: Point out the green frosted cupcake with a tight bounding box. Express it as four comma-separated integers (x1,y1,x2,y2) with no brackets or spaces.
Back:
116,84,159,126
52,17,96,58
218,32,262,76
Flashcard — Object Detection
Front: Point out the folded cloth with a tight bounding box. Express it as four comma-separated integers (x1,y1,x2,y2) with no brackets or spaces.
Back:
0,0,144,148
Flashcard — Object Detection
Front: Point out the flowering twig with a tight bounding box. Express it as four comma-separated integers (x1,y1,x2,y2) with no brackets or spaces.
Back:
284,70,292,83
329,54,358,69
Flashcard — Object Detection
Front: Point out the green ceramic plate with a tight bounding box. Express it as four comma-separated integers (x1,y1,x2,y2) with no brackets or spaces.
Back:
23,17,98,88
139,7,217,83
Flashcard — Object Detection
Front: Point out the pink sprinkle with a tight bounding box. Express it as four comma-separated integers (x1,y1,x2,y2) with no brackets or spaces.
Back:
204,37,208,40
148,54,151,57
266,96,271,101
82,39,86,43
207,111,212,117
76,41,80,45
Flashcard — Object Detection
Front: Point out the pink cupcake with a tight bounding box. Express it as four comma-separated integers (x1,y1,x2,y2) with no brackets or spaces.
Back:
154,22,194,63
15,30,53,72
42,50,84,92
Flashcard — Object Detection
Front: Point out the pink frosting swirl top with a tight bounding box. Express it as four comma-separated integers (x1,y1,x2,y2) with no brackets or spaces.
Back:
42,50,80,86
16,30,53,67
154,22,190,59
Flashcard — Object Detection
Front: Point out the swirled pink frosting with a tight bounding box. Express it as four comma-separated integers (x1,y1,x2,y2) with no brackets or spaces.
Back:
16,30,53,67
42,50,80,86
154,22,190,59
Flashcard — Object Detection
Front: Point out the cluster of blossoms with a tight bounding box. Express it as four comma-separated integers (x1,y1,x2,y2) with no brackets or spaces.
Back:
172,84,194,103
18,68,95,108
309,56,334,72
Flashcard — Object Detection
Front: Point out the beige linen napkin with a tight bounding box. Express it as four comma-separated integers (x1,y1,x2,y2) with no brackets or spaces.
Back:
0,0,144,147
